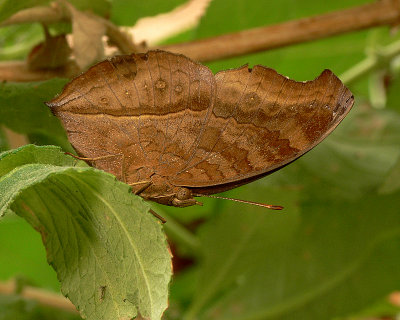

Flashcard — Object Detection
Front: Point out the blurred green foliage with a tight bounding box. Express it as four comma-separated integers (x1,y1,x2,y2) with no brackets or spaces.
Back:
110,0,186,26
0,294,81,320
0,80,73,152
0,127,9,152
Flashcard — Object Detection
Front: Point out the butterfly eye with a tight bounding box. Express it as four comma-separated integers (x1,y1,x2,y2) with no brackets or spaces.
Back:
176,187,192,201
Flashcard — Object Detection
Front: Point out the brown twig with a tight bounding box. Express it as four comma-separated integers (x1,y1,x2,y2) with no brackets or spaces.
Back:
103,19,139,54
1,0,400,81
0,60,79,81
160,0,400,62
0,280,78,314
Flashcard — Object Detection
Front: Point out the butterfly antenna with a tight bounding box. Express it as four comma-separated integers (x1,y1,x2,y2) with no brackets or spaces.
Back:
193,194,283,210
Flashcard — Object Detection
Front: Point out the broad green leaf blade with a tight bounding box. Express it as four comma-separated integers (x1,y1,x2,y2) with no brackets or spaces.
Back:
0,24,43,60
0,145,172,320
0,80,72,151
183,107,400,320
0,144,81,178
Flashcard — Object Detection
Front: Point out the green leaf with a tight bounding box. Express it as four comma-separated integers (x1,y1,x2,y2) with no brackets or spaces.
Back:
0,24,43,61
0,144,80,178
0,145,172,320
0,0,50,23
183,106,400,320
0,80,72,151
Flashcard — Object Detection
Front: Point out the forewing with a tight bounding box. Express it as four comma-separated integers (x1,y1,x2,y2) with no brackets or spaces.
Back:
170,66,354,187
47,51,215,184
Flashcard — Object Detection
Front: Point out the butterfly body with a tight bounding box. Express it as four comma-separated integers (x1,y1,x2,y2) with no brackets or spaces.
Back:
133,173,197,207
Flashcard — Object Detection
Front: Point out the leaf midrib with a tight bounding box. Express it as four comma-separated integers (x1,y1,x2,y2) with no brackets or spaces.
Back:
67,174,154,319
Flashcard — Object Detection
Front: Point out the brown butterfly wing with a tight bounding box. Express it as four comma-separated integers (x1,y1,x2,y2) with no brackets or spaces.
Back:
47,51,216,186
48,50,353,202
169,65,354,192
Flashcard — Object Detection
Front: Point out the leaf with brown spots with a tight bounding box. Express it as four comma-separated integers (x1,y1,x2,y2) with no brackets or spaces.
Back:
47,50,354,207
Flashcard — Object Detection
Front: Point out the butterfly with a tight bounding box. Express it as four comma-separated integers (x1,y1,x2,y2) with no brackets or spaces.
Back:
47,50,354,209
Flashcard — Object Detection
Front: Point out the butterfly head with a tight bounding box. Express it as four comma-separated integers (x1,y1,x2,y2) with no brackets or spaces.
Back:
171,187,203,207
137,177,202,207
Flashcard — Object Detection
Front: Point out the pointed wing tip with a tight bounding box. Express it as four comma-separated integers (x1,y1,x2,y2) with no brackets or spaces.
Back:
45,100,54,108
316,69,335,81
318,69,354,108
44,97,61,111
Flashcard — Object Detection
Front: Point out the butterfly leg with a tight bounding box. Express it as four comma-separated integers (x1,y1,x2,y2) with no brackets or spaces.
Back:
149,209,167,224
129,181,153,195
172,198,203,207
66,152,128,181
65,152,120,162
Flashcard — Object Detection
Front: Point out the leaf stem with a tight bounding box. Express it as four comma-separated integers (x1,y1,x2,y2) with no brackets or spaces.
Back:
153,206,203,258
340,38,400,85
0,280,78,314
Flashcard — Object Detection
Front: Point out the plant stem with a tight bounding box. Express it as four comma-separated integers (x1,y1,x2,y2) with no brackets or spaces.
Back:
161,0,400,62
340,38,400,85
0,280,78,314
153,206,203,258
1,1,400,81
0,5,65,26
